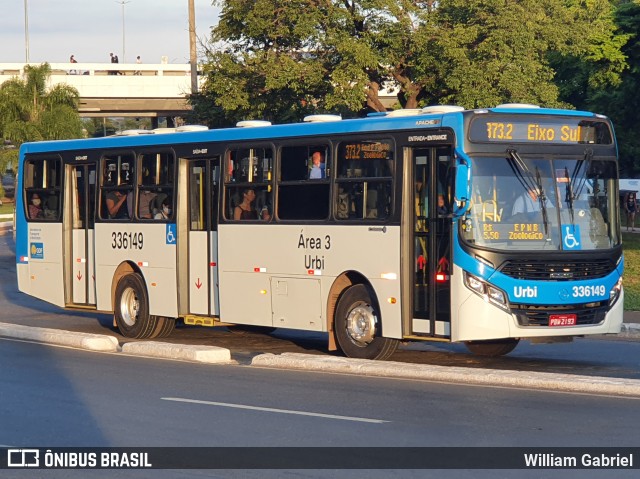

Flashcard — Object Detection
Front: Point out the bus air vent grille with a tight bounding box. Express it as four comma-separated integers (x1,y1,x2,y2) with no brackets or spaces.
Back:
499,259,614,281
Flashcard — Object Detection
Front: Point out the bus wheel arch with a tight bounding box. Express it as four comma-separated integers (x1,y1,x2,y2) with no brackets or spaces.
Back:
329,272,399,360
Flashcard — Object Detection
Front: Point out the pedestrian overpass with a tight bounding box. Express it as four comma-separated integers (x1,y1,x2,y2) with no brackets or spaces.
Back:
0,62,196,123
0,62,400,125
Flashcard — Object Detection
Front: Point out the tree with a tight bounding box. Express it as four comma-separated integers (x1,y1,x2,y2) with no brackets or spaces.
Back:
192,0,426,125
412,0,628,109
580,1,640,176
551,0,630,110
0,63,84,147
192,1,628,124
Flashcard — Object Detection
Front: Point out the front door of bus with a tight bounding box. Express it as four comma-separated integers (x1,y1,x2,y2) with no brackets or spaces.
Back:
187,158,220,317
67,163,97,306
411,147,452,337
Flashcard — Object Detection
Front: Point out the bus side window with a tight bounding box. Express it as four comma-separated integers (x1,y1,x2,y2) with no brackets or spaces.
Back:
335,140,393,220
277,144,330,220
225,148,273,221
100,153,135,220
23,158,62,222
138,151,174,219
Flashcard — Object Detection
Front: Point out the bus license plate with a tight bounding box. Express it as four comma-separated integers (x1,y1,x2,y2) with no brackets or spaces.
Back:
549,314,577,326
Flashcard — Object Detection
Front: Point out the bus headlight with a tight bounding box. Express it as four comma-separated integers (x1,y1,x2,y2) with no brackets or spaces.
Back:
609,277,622,306
465,273,485,295
464,272,509,311
488,286,506,306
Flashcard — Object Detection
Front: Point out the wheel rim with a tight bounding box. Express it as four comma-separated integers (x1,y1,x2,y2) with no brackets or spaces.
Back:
345,301,377,347
119,286,139,327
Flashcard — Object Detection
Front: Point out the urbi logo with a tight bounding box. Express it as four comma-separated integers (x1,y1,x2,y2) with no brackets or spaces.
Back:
513,286,538,298
30,242,44,259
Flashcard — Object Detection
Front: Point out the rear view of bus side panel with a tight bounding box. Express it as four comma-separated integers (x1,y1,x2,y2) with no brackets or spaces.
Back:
16,152,66,308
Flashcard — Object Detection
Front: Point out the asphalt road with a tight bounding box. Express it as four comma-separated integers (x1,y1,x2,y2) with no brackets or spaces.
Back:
1,337,639,479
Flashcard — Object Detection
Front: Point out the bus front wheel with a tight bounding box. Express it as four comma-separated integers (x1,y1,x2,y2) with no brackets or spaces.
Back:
114,273,158,339
464,339,519,357
335,284,398,360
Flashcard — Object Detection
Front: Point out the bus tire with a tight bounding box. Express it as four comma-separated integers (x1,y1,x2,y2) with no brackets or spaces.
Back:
335,284,398,360
150,316,176,338
464,339,519,357
114,273,158,339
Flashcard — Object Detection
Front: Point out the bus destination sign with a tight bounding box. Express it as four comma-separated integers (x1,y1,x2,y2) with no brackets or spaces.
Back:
469,116,612,145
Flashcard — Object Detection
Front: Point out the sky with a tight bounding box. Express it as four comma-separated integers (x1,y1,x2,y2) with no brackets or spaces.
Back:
1,0,220,64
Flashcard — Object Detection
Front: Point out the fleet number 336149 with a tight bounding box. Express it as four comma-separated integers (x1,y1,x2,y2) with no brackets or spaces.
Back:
572,285,605,298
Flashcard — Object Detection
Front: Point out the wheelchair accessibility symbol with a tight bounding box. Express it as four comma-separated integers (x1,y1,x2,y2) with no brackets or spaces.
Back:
166,224,177,245
562,224,581,250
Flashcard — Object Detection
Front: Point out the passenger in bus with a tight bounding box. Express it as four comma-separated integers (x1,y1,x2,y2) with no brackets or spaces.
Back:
28,193,43,219
106,190,128,219
309,151,326,179
138,189,156,218
154,196,172,220
233,188,270,220
437,194,448,216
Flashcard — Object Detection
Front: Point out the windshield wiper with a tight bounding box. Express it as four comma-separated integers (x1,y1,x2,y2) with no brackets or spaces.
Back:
562,166,575,225
506,149,537,196
506,149,550,235
572,149,593,199
534,166,550,236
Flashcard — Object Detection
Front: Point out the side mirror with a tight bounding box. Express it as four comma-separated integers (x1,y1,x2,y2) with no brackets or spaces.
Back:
453,156,471,217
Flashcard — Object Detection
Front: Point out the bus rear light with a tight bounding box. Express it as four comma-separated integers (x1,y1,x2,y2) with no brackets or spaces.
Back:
436,273,449,282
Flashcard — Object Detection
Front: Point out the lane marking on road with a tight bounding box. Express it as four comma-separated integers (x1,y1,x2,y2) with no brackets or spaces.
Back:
161,397,389,424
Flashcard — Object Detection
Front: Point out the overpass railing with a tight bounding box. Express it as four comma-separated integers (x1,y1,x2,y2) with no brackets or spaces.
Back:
0,62,199,99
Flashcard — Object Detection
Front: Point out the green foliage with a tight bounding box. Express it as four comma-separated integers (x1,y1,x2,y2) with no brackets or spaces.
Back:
622,232,640,310
193,1,630,126
0,63,84,145
576,1,640,177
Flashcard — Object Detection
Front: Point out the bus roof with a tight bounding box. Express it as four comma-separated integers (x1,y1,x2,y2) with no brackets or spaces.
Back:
19,106,604,155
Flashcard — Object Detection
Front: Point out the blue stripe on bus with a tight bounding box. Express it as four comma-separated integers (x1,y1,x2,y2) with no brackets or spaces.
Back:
18,108,598,154
452,235,621,305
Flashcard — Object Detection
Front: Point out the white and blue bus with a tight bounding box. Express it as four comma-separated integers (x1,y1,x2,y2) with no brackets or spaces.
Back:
15,105,624,359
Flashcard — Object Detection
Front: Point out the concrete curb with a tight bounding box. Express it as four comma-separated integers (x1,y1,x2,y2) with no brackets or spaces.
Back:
251,352,640,397
121,341,232,364
621,322,640,336
0,321,118,352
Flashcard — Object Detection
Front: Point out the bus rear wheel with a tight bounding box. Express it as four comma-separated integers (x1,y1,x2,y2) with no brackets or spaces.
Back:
150,316,176,339
114,273,158,339
464,339,519,357
335,284,398,360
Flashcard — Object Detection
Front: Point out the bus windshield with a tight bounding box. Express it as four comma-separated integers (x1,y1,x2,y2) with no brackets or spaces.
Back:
461,154,620,251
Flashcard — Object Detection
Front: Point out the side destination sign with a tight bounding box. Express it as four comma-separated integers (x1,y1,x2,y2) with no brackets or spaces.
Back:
469,116,613,145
